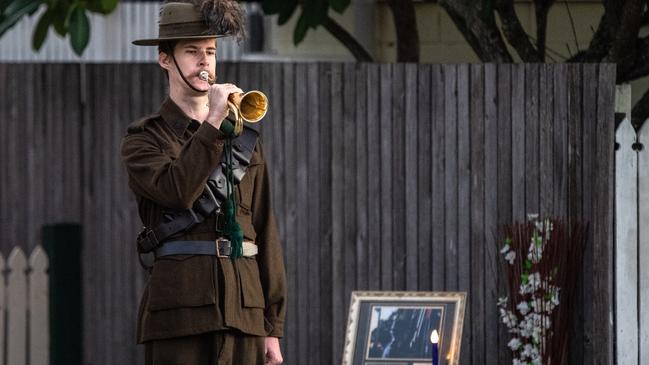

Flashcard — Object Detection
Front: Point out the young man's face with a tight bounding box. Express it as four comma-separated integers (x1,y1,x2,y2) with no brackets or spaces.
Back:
159,38,217,93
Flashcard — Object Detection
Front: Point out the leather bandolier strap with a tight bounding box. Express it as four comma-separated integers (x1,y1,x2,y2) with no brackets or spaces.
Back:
136,126,258,254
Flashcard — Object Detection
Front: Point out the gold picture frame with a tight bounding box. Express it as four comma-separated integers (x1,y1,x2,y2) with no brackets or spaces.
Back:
342,291,466,365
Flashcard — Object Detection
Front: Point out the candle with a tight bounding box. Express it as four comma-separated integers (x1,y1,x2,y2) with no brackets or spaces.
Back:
430,329,439,365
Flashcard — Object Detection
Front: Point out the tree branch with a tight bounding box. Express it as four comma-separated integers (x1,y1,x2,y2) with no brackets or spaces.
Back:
321,15,374,62
607,0,644,62
569,0,624,62
386,0,419,62
439,0,513,62
533,0,554,61
613,36,649,82
495,0,541,61
632,88,649,129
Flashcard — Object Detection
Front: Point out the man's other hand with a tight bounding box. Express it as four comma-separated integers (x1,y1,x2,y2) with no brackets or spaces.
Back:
264,337,283,364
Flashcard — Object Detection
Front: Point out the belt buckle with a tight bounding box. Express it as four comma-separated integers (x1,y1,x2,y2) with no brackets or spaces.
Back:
216,238,232,258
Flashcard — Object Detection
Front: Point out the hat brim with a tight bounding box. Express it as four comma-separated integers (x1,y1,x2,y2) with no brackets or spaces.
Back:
132,34,229,46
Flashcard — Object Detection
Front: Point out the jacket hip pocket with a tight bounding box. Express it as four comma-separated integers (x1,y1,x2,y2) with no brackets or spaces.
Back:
238,257,266,308
148,255,216,311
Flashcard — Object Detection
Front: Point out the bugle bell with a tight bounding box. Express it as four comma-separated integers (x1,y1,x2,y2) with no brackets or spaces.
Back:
199,71,268,128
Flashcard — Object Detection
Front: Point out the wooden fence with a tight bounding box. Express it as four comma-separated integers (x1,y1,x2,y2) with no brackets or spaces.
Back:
0,246,49,365
0,63,616,364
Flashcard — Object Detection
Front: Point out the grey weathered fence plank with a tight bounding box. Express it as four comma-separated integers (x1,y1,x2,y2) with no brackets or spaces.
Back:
431,64,445,291
525,64,540,215
593,63,616,365
416,64,432,291
267,63,284,212
553,64,569,216
539,64,554,216
366,63,381,291
343,62,357,309
511,64,526,222
24,64,38,249
405,63,419,291
317,62,333,365
567,64,585,364
580,64,598,364
330,62,344,364
379,63,393,290
483,63,499,365
111,63,124,362
64,64,82,224
305,62,321,365
457,63,472,362
444,64,459,291
101,64,114,365
6,65,19,250
282,62,297,364
568,66,583,219
392,63,406,290
496,63,512,363
469,64,486,365
0,64,7,255
294,62,309,365
355,63,369,293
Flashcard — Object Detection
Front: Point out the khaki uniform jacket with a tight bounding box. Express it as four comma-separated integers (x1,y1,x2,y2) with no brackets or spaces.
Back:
120,98,287,343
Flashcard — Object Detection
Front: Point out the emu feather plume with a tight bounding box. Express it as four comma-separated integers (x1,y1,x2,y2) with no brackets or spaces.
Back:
172,0,246,41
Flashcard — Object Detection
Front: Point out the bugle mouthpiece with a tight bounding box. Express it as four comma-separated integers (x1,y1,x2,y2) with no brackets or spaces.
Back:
199,71,211,83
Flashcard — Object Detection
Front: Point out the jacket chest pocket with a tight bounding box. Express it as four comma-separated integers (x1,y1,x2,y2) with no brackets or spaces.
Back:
148,255,216,311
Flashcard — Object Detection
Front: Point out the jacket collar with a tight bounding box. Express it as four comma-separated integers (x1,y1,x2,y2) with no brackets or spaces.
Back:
159,97,197,137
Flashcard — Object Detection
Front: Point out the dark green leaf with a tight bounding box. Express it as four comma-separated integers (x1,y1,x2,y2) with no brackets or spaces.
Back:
68,5,89,56
85,0,114,14
261,0,283,14
276,0,298,25
32,8,52,50
293,12,309,45
52,4,71,35
0,0,41,37
0,0,10,12
99,0,117,13
303,0,327,28
330,0,350,13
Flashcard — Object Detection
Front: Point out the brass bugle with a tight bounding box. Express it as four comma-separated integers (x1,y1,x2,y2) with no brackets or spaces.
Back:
199,71,268,124
227,91,268,123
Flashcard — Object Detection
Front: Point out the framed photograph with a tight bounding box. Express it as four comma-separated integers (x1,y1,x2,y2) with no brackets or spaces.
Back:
342,291,466,365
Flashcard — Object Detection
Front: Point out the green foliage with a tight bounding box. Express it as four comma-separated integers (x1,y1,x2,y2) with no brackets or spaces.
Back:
263,0,351,45
0,0,118,56
68,4,89,55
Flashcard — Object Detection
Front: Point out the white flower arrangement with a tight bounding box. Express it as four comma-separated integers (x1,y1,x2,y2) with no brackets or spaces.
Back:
497,215,583,365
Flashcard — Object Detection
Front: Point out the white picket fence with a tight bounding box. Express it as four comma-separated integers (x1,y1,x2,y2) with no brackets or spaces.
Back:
615,84,649,365
0,246,49,365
